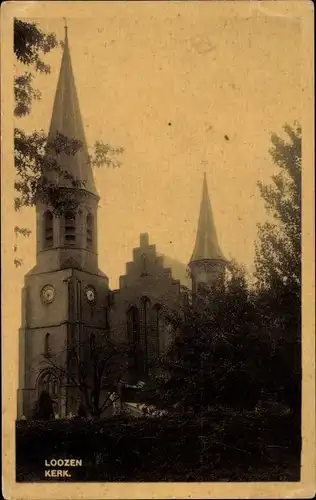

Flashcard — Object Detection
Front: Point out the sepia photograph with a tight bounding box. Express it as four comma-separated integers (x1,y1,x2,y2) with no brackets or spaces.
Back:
1,1,315,498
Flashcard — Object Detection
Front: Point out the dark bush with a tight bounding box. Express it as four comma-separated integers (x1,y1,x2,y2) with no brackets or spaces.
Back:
77,403,87,418
16,411,301,482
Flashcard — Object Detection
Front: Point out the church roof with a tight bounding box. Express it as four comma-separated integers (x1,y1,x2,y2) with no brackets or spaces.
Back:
189,173,228,264
45,26,98,196
158,254,191,288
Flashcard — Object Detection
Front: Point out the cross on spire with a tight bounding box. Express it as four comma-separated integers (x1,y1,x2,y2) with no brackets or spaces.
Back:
201,159,208,177
63,18,68,41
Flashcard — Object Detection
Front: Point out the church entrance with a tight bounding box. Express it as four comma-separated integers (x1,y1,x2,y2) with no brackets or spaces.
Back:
37,371,60,416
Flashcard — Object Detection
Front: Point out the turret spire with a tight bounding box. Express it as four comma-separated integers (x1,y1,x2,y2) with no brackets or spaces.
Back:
189,172,227,264
46,22,98,196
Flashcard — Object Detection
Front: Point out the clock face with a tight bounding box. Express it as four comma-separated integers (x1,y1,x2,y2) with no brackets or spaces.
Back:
86,286,96,303
41,284,55,304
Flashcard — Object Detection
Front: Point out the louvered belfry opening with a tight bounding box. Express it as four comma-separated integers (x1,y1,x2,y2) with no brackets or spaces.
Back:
86,213,93,249
43,211,54,248
64,211,76,246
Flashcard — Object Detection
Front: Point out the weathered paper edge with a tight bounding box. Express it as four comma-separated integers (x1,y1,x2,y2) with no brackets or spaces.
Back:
1,1,315,499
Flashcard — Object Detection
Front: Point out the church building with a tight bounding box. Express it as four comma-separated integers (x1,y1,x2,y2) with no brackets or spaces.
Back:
17,28,228,418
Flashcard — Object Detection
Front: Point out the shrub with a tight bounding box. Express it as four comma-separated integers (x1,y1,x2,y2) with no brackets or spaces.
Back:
16,410,300,482
77,403,87,418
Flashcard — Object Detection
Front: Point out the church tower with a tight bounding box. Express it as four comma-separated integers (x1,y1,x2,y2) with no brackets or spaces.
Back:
36,24,99,274
17,26,109,418
188,173,229,294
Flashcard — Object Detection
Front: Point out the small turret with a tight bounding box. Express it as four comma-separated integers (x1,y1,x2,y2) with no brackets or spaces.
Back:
188,173,228,294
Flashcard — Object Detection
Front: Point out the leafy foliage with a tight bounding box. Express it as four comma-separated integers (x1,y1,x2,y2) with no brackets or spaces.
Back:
254,122,301,417
14,19,59,71
14,73,41,118
255,122,301,293
90,141,124,169
14,129,85,211
14,19,59,116
154,265,274,412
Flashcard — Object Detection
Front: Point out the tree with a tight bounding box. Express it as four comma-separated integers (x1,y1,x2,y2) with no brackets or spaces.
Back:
254,122,302,418
41,334,129,418
255,122,301,294
14,19,123,265
154,263,274,413
14,19,59,116
152,125,302,419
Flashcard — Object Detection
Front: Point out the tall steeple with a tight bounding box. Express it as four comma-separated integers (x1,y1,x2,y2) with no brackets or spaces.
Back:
188,173,228,293
35,23,100,274
46,23,98,196
17,23,110,422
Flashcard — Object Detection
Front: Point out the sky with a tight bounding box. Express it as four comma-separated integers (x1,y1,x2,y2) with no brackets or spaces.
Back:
13,3,303,293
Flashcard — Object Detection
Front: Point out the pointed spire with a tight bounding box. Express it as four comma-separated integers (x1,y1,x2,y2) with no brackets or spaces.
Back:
189,172,227,264
46,22,98,196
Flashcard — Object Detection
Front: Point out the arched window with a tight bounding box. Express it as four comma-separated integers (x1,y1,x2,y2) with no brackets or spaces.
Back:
86,213,93,249
153,304,163,356
90,332,96,353
38,371,59,400
64,211,76,246
127,307,140,345
44,333,50,358
127,307,142,374
43,211,54,248
141,297,151,373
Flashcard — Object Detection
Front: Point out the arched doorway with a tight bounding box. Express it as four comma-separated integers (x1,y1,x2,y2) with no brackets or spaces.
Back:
37,370,60,415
